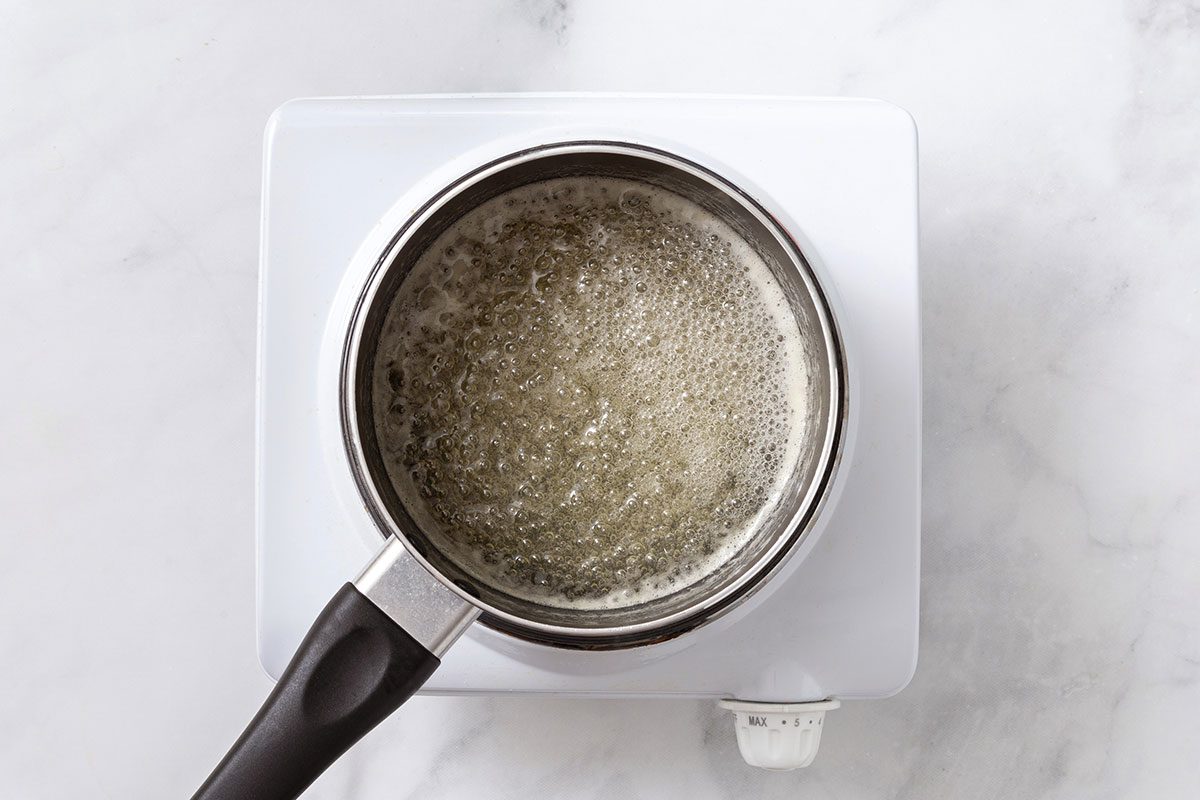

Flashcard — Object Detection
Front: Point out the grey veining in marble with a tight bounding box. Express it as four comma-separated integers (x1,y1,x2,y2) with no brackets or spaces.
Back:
1,1,1197,798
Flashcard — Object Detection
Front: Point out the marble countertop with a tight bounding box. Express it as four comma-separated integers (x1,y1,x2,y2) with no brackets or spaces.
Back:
2,1,1197,798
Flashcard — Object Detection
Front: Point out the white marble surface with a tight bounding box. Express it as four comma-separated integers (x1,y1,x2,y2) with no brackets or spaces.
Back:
1,1,1197,798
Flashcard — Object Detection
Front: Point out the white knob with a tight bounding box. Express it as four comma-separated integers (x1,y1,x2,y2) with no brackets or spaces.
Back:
718,699,840,770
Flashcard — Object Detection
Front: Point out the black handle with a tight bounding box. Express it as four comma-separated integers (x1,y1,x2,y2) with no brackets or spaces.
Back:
192,583,439,800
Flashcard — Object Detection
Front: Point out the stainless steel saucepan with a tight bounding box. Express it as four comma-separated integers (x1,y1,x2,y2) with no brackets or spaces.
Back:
192,142,845,800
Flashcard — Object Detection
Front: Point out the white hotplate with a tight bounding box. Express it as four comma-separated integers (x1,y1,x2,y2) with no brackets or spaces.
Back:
257,95,919,756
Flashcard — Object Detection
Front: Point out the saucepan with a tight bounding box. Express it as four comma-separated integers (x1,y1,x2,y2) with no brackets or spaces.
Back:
192,142,845,800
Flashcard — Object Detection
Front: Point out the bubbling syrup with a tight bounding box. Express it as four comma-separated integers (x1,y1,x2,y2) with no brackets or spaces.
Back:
372,177,811,609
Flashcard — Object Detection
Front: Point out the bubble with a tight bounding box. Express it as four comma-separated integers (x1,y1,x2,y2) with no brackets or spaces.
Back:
372,176,811,610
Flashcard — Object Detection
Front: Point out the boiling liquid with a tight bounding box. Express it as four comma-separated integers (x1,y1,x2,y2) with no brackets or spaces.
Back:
373,177,811,609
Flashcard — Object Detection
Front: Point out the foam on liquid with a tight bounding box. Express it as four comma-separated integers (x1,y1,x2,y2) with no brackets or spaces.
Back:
373,177,811,609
